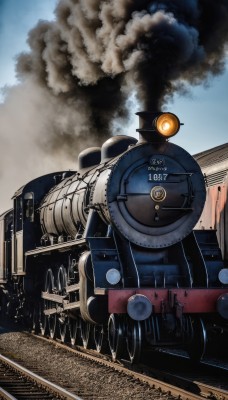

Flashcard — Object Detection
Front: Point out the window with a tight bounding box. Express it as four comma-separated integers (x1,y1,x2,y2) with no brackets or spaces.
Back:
15,196,23,231
24,192,34,222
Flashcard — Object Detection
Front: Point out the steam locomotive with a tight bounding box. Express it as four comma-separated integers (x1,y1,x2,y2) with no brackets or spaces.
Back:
0,111,227,363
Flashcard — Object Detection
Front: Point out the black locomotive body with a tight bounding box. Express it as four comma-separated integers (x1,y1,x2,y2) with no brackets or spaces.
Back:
0,112,227,363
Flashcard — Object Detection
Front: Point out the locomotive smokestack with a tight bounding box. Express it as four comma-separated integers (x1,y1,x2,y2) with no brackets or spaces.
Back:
136,111,163,143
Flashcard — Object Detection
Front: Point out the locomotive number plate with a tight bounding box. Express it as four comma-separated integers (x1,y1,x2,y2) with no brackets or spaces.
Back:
148,173,168,181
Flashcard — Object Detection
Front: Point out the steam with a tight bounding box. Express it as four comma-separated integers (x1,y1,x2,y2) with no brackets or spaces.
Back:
0,0,228,212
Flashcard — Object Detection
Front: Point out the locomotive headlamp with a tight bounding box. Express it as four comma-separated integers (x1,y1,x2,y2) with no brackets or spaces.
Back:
155,112,180,138
106,268,121,285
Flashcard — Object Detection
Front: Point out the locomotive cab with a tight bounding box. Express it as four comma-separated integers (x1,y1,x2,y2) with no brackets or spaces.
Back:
11,172,75,276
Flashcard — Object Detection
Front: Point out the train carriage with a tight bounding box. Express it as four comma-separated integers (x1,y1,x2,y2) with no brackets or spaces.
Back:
194,143,228,263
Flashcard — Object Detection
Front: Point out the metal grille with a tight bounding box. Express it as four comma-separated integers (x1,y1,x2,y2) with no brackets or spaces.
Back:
204,169,228,186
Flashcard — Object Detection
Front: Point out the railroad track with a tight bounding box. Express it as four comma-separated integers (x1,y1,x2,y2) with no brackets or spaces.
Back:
0,324,227,400
34,333,228,400
0,354,81,400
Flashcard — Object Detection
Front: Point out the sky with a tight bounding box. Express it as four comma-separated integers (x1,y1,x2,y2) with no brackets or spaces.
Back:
0,0,227,212
0,0,57,94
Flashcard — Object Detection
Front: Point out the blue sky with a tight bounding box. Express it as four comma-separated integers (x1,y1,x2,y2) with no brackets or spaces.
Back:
0,0,227,155
0,0,57,95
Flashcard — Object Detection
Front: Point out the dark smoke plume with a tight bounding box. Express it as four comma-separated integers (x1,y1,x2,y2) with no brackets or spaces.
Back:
17,0,228,113
0,0,228,212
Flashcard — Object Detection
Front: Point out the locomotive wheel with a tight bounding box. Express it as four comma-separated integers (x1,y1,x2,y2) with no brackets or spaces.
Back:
69,318,79,346
81,319,91,348
46,269,57,339
39,273,49,336
187,317,207,362
94,325,106,353
126,317,142,364
57,266,67,342
32,305,40,334
49,314,57,339
39,300,47,336
58,317,67,342
108,314,125,361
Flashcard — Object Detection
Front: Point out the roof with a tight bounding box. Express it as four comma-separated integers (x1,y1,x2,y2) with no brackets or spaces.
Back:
194,143,228,186
194,143,228,169
0,209,13,221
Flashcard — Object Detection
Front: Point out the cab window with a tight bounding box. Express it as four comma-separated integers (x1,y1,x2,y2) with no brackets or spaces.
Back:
24,192,34,222
15,196,23,231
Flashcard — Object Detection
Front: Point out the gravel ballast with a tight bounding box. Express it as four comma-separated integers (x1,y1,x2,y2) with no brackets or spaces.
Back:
0,327,177,400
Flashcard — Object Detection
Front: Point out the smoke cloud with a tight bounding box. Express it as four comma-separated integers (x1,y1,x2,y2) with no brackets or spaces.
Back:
16,0,228,110
0,0,228,211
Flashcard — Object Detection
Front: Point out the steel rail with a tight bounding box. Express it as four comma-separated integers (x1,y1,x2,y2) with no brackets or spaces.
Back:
0,354,82,400
0,387,17,400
